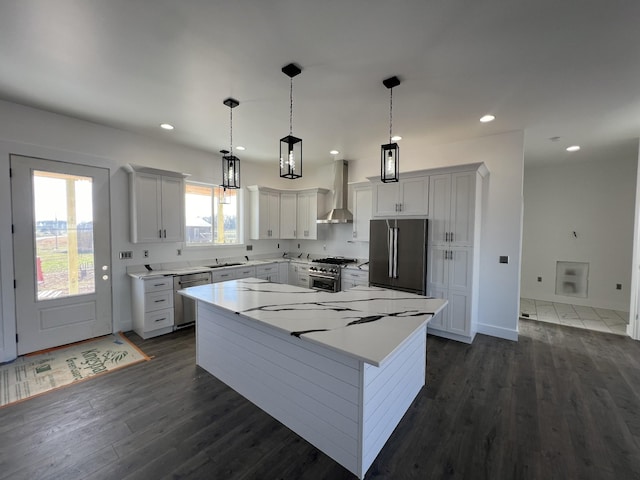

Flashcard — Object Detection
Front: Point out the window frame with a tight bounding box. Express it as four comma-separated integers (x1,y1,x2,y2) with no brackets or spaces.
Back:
184,180,243,247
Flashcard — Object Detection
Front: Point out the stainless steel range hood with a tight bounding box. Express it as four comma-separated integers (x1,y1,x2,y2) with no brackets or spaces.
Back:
317,160,353,224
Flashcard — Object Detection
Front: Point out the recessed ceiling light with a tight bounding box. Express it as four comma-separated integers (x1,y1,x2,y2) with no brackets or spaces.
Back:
479,115,495,123
391,135,402,141
566,145,581,152
330,150,339,155
160,123,174,130
236,146,246,151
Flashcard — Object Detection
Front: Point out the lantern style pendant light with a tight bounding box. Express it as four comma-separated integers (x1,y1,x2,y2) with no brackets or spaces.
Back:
222,98,240,189
381,76,401,183
280,63,302,179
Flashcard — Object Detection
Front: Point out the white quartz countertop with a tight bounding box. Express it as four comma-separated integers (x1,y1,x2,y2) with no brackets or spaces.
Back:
127,259,288,279
179,278,446,366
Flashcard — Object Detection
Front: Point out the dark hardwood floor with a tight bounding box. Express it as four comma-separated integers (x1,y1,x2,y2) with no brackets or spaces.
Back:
2,319,640,479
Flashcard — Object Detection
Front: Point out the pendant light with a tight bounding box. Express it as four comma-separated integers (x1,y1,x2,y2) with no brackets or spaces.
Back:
216,181,230,205
280,63,302,179
381,76,400,183
222,98,240,189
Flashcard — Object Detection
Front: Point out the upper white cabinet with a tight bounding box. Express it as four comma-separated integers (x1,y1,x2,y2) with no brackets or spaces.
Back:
429,172,478,247
248,186,280,239
279,193,298,239
351,183,372,241
371,176,429,217
127,165,188,244
296,189,327,240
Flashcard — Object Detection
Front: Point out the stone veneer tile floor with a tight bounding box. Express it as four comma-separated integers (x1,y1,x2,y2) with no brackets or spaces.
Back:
520,298,629,336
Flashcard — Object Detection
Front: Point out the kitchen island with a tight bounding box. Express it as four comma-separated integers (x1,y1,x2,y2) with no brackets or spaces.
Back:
179,279,446,479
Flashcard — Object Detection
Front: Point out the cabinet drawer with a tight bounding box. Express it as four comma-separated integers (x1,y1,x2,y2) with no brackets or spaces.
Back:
144,290,173,312
144,308,174,331
144,277,173,293
342,269,369,282
257,273,279,282
256,264,277,275
212,269,236,282
234,266,256,278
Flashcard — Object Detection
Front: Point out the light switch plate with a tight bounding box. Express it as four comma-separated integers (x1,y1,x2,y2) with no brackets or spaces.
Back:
499,255,509,264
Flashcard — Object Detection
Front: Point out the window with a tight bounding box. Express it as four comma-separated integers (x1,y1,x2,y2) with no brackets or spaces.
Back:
185,182,240,245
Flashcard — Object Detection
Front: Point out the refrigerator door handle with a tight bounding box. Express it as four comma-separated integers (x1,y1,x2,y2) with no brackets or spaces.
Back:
392,227,399,278
388,227,394,277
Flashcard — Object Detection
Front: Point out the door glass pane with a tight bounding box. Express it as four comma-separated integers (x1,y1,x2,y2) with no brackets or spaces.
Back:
33,170,94,300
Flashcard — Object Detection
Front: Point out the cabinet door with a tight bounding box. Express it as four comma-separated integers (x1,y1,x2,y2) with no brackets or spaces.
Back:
268,192,280,238
450,172,476,247
427,286,448,330
428,174,451,246
448,290,471,336
132,173,162,243
280,193,298,239
296,193,310,238
160,176,185,242
372,183,399,217
256,191,272,238
427,245,449,289
352,186,372,241
398,177,428,215
448,248,473,291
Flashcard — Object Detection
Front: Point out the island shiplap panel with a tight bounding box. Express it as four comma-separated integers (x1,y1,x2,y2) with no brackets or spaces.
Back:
361,327,426,471
196,304,362,476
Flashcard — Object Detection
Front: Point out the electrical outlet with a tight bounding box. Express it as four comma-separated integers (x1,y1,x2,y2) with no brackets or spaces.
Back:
298,243,301,249
177,249,182,256
144,250,149,258
246,245,253,251
537,276,542,282
616,283,622,290
499,255,509,264
119,251,133,259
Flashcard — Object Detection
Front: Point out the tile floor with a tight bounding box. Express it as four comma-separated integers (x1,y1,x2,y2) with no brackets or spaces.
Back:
520,298,629,336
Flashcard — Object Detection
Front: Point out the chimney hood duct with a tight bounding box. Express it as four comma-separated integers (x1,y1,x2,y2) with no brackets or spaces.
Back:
317,160,353,224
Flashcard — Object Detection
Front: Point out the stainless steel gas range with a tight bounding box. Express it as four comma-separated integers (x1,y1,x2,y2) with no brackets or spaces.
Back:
308,257,358,292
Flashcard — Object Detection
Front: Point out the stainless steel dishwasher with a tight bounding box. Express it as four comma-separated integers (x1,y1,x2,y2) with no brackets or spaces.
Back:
173,271,212,328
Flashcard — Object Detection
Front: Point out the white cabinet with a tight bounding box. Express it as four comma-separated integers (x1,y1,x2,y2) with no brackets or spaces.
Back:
426,166,486,343
248,186,280,239
256,263,279,283
131,276,175,339
289,261,310,288
127,166,187,243
341,268,369,291
351,183,372,241
234,265,256,279
279,193,298,239
296,189,327,239
371,176,429,217
278,262,289,284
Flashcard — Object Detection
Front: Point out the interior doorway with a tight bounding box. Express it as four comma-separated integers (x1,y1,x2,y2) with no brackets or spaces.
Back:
11,155,112,355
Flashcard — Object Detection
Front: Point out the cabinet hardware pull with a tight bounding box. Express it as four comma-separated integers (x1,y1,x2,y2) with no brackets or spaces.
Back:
450,232,453,242
163,229,167,238
444,250,447,260
445,232,448,242
155,317,166,322
159,229,162,238
154,299,165,303
153,283,164,287
399,203,402,211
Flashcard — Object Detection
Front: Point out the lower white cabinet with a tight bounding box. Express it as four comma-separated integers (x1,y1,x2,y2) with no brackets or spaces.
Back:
131,276,175,339
289,261,310,288
234,265,257,279
256,263,279,283
341,268,369,291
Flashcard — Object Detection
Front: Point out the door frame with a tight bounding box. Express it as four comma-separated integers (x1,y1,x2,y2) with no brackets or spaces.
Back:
0,140,115,362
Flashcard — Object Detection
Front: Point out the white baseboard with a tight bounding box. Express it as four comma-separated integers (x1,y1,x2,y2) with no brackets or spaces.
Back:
477,322,518,341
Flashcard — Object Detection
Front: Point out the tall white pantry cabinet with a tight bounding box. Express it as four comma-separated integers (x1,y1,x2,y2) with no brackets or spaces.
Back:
426,164,487,344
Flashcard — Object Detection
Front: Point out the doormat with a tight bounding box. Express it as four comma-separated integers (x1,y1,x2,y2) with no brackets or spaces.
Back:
0,332,150,408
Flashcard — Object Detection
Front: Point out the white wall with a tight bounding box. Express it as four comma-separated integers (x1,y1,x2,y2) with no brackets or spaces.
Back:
521,156,637,311
350,130,525,341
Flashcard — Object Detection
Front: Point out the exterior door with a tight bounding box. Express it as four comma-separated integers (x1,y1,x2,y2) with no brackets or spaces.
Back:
11,155,112,355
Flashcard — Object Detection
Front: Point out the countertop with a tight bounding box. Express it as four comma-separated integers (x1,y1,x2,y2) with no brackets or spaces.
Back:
128,256,369,279
179,278,446,366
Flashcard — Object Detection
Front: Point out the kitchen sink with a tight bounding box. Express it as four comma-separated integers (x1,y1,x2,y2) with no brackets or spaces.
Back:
205,262,244,269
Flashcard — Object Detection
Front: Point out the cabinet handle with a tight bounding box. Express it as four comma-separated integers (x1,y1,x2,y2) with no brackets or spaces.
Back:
154,299,165,303
398,203,402,212
154,317,166,322
450,232,454,242
444,250,447,260
153,283,164,287
445,232,449,242
159,229,162,238
449,250,453,260
164,229,167,238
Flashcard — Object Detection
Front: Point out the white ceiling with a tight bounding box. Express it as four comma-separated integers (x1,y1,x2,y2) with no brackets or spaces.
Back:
1,0,639,168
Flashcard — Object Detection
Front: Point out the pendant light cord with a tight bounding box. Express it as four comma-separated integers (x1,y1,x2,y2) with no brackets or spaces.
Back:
229,106,234,152
389,87,393,143
289,77,293,135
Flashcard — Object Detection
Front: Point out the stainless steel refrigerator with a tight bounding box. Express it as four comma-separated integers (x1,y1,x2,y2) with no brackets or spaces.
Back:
369,219,428,295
